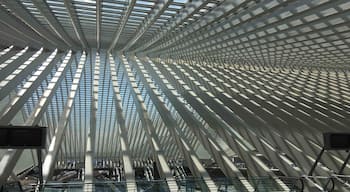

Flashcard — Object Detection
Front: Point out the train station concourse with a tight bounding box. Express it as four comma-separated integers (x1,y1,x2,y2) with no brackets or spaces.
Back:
0,0,350,191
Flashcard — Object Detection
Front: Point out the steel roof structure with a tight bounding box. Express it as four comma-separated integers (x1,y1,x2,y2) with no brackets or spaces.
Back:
0,0,350,191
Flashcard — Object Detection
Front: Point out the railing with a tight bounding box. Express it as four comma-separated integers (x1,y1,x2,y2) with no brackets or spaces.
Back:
33,177,303,192
4,175,350,191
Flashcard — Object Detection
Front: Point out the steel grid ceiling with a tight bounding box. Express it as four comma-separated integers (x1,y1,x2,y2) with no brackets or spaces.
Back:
0,0,350,191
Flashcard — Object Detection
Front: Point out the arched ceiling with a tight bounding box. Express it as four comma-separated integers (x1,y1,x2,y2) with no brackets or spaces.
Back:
0,0,349,68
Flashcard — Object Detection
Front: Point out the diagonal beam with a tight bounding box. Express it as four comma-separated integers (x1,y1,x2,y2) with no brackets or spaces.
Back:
143,58,255,191
109,54,137,191
0,50,66,124
155,60,263,175
0,50,72,185
0,48,34,82
144,0,254,55
0,24,40,49
154,59,291,190
2,0,68,50
63,0,88,49
0,48,49,101
176,61,328,187
133,0,210,53
194,63,329,173
0,45,14,59
0,46,18,66
32,0,79,49
42,53,86,181
107,0,136,52
121,0,172,52
119,55,179,192
207,63,349,188
199,64,347,188
0,46,28,71
130,56,218,191
151,0,349,63
0,7,54,49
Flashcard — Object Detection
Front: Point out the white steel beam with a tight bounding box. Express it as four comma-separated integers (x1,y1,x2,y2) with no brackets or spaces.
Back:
121,0,172,52
154,59,291,190
32,0,79,49
0,50,72,184
130,56,218,191
84,52,99,191
195,64,334,173
0,46,17,64
176,60,345,190
0,49,34,82
133,0,209,53
1,0,68,50
107,0,136,52
143,58,255,191
0,49,49,101
0,46,28,73
109,54,137,192
0,46,14,58
119,55,179,192
153,59,263,175
175,61,327,189
63,0,88,49
0,50,64,124
0,27,31,49
144,0,250,55
42,53,86,181
150,0,350,68
197,64,348,188
0,6,54,49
